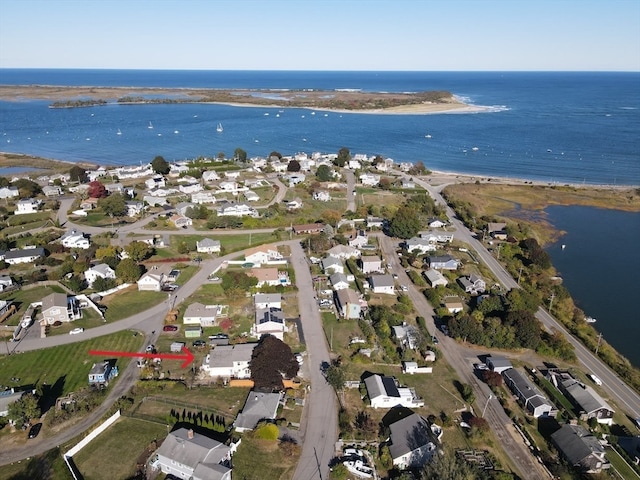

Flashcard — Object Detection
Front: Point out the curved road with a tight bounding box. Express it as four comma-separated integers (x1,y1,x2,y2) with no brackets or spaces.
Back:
411,176,640,418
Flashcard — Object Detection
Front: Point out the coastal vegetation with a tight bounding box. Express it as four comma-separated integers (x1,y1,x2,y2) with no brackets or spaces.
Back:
50,99,107,108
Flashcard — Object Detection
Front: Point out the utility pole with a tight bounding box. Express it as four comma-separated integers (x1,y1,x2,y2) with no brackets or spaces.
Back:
496,243,502,260
595,332,603,356
517,266,523,284
548,293,555,312
482,394,493,417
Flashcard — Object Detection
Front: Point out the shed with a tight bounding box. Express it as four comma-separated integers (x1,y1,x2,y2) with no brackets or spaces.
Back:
171,342,186,353
184,326,202,338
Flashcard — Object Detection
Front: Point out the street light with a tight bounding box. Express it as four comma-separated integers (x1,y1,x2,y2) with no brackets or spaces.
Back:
482,394,493,417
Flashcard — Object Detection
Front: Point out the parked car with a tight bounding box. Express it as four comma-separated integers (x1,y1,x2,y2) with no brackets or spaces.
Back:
432,336,439,345
192,340,206,348
28,423,42,439
69,328,84,335
588,374,603,386
163,325,178,332
344,448,364,458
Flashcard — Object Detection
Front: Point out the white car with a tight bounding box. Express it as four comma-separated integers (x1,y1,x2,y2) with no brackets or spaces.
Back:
69,328,84,335
588,374,603,386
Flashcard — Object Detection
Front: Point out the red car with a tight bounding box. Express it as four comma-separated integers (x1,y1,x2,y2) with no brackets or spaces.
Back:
163,325,178,332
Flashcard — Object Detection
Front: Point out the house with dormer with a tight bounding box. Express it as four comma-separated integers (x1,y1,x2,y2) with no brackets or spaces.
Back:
61,229,90,249
552,424,610,474
244,245,283,266
234,392,282,433
458,274,486,295
254,308,287,340
2,247,45,265
84,263,116,287
360,256,382,274
426,255,459,270
202,343,257,380
322,257,345,275
335,288,362,319
386,410,438,470
15,198,41,215
137,272,164,291
196,238,221,254
41,293,81,324
405,237,437,254
364,374,424,409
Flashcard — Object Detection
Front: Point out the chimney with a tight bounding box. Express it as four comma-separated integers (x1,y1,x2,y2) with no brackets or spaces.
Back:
187,429,194,439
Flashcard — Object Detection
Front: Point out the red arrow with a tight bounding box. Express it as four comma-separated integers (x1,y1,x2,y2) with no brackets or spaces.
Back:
89,346,195,369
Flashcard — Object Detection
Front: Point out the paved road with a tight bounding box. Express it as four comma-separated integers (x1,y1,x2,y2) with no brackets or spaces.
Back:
378,235,548,480
344,170,356,212
411,176,640,419
290,241,338,480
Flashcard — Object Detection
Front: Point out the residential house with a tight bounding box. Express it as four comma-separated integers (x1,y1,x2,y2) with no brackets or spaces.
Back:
254,308,287,340
125,201,145,217
426,255,459,270
312,191,331,202
201,343,257,380
366,216,384,229
458,274,486,295
559,377,615,425
248,268,280,288
419,231,454,243
348,230,368,248
244,244,283,266
104,182,125,195
327,244,360,259
42,185,62,197
88,360,118,386
243,190,259,202
392,323,419,350
61,229,90,249
218,181,239,192
155,428,232,480
178,182,203,195
0,275,13,291
486,355,513,374
551,424,610,474
196,238,221,254
364,374,424,409
402,362,433,375
15,198,40,215
145,176,165,190
369,275,395,295
423,269,448,288
84,263,116,287
347,159,362,170
387,412,438,470
223,171,240,179
502,369,554,418
401,180,415,189
335,288,362,319
183,303,219,327
487,222,507,235
2,247,45,265
291,223,325,234
360,173,380,186
191,191,217,204
41,293,81,324
143,195,168,207
202,170,221,182
254,293,282,310
405,238,437,254
170,214,192,228
427,218,447,228
80,197,99,210
0,389,33,417
217,202,257,217
0,186,19,199
285,172,306,187
442,296,464,314
322,257,345,275
360,256,382,274
286,198,303,210
137,272,164,291
235,392,282,432
329,272,350,290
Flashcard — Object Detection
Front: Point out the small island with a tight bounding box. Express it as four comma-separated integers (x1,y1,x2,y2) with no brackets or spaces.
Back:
0,85,483,114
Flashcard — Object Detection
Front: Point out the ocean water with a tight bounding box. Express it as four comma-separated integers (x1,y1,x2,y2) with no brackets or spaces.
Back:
546,206,640,367
0,69,638,185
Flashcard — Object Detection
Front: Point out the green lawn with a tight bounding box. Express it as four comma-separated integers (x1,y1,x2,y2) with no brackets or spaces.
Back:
0,330,145,397
101,287,165,322
232,437,298,480
72,417,167,480
607,446,640,480
0,286,61,328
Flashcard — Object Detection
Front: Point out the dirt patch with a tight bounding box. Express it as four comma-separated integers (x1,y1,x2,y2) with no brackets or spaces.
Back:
219,318,233,332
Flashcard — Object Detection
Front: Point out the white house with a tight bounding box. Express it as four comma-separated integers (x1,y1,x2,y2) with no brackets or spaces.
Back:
360,173,381,186
419,231,454,243
42,185,62,197
388,412,438,470
443,296,464,314
125,201,145,217
84,263,116,287
423,269,448,288
458,274,486,295
286,198,303,210
369,275,395,295
217,202,257,217
327,245,360,259
15,198,40,215
360,256,382,274
0,186,19,199
191,191,217,204
248,268,280,288
244,190,260,202
321,257,345,275
364,374,424,409
178,183,203,194
202,343,257,380
143,195,168,207
285,173,306,187
137,272,163,291
234,392,282,433
183,302,219,327
170,214,192,228
196,238,221,254
244,245,282,266
61,229,90,249
2,247,45,265
202,170,221,182
405,238,437,254
254,308,287,340
366,216,384,229
427,218,448,229
312,191,331,202
145,176,165,190
329,272,350,290
348,231,368,248
254,293,282,310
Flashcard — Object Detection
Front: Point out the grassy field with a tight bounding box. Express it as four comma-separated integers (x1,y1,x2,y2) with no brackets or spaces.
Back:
607,446,640,480
101,287,165,322
0,447,72,480
0,330,145,397
232,436,298,480
72,417,167,480
0,285,61,328
166,232,279,255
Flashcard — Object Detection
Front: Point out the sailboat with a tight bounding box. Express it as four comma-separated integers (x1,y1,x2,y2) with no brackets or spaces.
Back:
148,121,154,129
216,123,223,133
117,128,122,135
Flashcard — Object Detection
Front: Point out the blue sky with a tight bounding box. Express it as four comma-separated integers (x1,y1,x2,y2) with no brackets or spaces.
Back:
1,0,638,71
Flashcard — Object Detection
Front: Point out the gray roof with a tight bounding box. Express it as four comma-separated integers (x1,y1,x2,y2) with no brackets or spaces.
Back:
3,247,45,260
561,379,614,415
364,374,400,399
206,343,256,369
551,424,604,466
42,292,68,311
322,256,343,269
369,274,395,288
360,256,380,264
336,288,360,305
486,355,512,370
254,293,281,305
184,302,218,319
388,413,432,460
198,238,220,248
256,308,284,325
502,369,545,402
90,263,113,276
424,269,446,284
0,389,25,414
234,392,281,431
157,428,230,480
329,272,349,286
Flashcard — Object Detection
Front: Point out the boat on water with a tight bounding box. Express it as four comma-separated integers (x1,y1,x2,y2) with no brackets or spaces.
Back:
585,316,597,323
117,128,122,135
344,460,374,478
216,123,223,133
148,121,153,129
471,146,479,151
425,134,432,139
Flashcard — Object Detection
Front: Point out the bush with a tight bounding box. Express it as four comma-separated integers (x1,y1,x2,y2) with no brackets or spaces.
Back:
253,422,279,440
